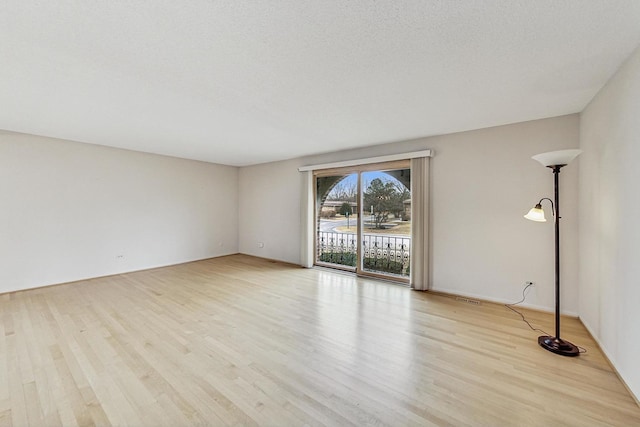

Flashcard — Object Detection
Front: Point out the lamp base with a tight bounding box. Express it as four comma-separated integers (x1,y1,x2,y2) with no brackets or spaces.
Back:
538,336,580,357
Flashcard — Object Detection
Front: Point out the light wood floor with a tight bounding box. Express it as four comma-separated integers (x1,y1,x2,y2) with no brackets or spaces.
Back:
1,254,638,426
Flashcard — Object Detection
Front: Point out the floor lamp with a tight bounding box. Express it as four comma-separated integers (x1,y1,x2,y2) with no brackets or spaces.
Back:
524,149,582,357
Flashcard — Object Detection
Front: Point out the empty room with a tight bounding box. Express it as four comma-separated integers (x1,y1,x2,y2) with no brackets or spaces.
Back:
2,1,640,426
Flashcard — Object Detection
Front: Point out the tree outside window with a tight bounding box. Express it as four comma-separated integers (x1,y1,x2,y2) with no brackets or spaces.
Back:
363,178,407,229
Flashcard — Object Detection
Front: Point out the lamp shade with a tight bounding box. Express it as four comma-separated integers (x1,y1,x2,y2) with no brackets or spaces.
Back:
524,204,546,222
532,149,582,167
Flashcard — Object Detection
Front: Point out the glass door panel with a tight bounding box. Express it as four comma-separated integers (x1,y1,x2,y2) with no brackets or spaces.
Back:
315,173,358,271
360,169,411,279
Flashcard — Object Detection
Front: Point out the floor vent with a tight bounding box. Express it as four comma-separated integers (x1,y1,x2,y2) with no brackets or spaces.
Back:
456,296,481,305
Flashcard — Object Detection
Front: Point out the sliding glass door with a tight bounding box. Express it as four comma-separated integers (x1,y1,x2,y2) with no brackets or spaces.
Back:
315,161,411,283
360,169,411,279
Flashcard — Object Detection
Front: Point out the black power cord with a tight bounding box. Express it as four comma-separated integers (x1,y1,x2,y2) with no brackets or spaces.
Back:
505,283,587,354
505,283,550,335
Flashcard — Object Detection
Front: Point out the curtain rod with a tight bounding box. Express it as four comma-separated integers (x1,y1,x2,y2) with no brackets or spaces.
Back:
297,149,432,172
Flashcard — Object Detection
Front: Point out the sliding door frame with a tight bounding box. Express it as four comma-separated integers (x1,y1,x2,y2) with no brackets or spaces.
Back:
313,160,411,283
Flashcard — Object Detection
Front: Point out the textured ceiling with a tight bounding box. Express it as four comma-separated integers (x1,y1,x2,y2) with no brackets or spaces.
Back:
2,1,640,166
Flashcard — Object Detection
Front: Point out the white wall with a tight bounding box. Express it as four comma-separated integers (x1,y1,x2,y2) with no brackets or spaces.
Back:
239,115,580,313
0,131,238,293
579,45,640,399
239,158,303,264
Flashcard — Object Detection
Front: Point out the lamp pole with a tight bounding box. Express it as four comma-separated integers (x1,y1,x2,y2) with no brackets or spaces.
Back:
536,162,579,356
552,165,561,341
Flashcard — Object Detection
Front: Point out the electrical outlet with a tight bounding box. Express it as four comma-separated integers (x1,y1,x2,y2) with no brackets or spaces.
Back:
526,281,534,286
257,242,264,248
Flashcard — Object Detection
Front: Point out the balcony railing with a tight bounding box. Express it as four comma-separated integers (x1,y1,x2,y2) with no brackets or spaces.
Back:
317,231,410,277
